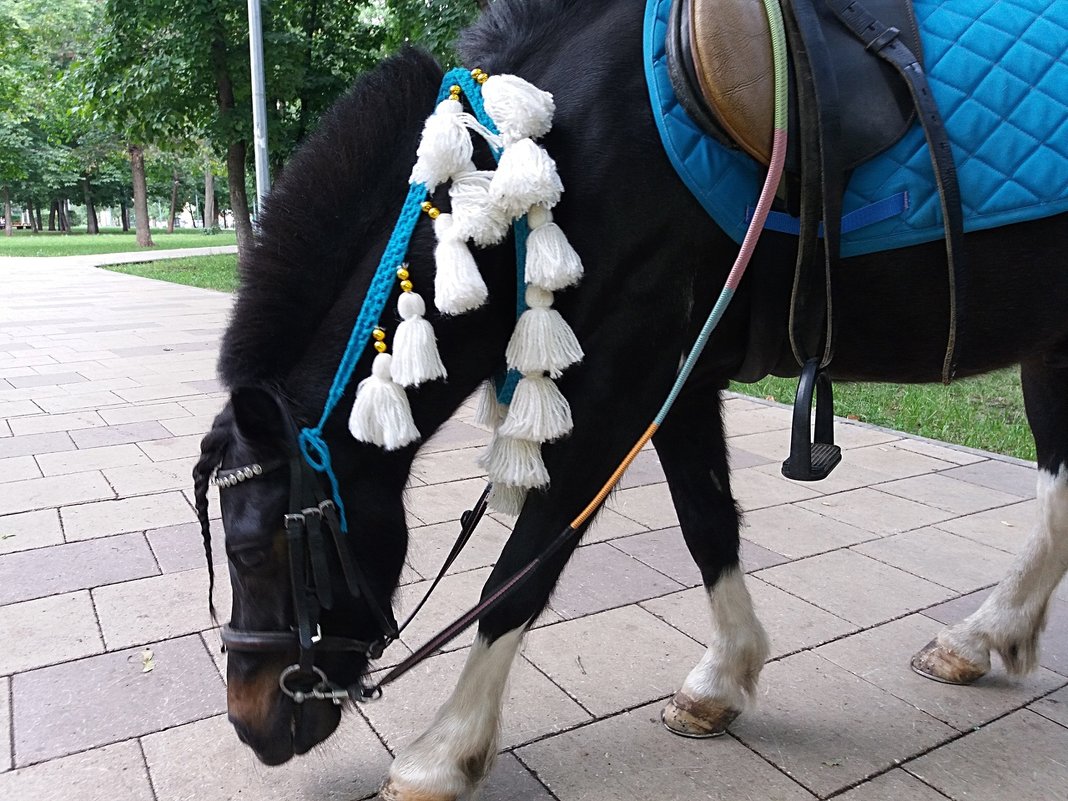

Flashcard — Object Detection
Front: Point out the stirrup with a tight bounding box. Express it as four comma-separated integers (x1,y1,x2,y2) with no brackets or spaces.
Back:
781,357,841,481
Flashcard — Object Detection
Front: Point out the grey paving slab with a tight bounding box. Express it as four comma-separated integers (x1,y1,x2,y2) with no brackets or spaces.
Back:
906,711,1068,801
145,519,225,573
548,542,684,619
741,503,876,559
895,437,987,465
12,635,225,766
394,567,494,652
817,615,1066,731
59,491,197,541
0,533,158,605
68,421,174,449
1,676,9,772
0,591,104,674
796,487,955,534
611,527,703,586
517,701,815,801
615,447,666,489
405,477,492,526
942,459,1039,498
758,549,955,627
0,455,41,483
834,769,949,801
141,712,391,801
523,606,705,716
607,482,680,529
6,372,88,388
841,443,957,478
135,433,202,461
876,473,1024,515
731,652,956,798
730,465,824,512
419,419,490,453
934,499,1038,554
97,402,191,425
0,740,154,801
35,443,150,476
0,470,113,515
406,515,511,578
103,456,197,496
482,753,556,801
1030,684,1068,727
579,506,650,543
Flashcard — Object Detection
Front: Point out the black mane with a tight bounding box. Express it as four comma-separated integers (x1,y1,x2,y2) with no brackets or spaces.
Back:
459,0,590,72
219,48,443,388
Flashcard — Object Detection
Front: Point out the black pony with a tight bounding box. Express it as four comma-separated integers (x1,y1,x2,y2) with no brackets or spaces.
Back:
194,1,1068,797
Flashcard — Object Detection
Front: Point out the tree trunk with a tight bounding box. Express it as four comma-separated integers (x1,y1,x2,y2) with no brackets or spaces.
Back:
128,144,154,247
168,170,179,233
204,166,216,229
211,26,253,255
49,199,57,230
3,187,12,237
58,199,70,233
34,201,42,231
120,199,129,231
83,176,99,234
28,202,38,232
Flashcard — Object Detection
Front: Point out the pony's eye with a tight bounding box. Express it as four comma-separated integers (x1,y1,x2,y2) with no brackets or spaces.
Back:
229,546,270,570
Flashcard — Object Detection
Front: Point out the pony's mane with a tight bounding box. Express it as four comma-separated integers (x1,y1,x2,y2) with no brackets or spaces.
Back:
459,0,588,69
219,48,443,388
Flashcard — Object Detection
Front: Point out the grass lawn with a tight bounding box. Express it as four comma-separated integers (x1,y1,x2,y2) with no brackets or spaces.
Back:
105,254,239,292
0,227,237,257
731,370,1034,461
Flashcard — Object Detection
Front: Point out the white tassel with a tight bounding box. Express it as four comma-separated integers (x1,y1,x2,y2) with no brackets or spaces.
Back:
474,380,508,430
410,98,474,192
490,139,563,220
497,371,573,442
488,483,528,516
391,292,447,388
525,204,583,290
478,434,550,488
450,166,511,247
482,74,556,145
506,286,583,378
348,353,420,451
433,213,488,315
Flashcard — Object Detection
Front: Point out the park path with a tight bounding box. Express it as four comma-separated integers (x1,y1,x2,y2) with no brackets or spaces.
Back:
0,257,1066,801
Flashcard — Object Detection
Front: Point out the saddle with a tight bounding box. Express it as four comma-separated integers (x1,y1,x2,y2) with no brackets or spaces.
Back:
667,0,965,481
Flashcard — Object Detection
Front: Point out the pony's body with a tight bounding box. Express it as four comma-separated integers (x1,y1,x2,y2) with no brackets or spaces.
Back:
199,1,1068,797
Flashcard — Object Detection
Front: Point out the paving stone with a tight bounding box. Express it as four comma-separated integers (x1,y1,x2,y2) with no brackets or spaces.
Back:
1030,684,1068,727
523,606,705,716
852,527,1015,593
616,448,667,489
731,651,955,798
835,769,949,801
877,473,1024,516
406,515,511,578
34,391,126,414
145,520,225,573
103,457,196,496
923,589,1068,677
611,527,703,586
942,459,1038,498
934,499,1038,554
0,591,104,674
141,712,391,801
405,477,492,526
0,740,153,800
0,431,75,459
817,615,1065,732
796,487,955,535
727,444,776,469
723,404,794,436
0,400,43,419
828,424,903,450
395,567,492,653
0,508,62,556
364,644,591,752
842,443,956,478
97,402,191,425
895,438,987,465
0,533,158,605
607,482,679,530
482,753,555,801
6,372,88,388
8,410,108,436
547,542,684,619
135,433,202,461
12,635,225,765
0,455,41,483
1,676,9,772
741,503,876,559
517,700,815,801
579,506,649,543
760,460,896,496
60,491,196,541
178,396,228,417
906,710,1068,801
410,445,486,485
35,443,150,476
68,421,173,449
93,567,229,650
420,419,490,453
758,549,954,627
727,430,794,460
0,471,114,516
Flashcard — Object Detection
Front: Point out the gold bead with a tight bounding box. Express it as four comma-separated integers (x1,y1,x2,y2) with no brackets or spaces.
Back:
372,328,386,341
449,84,461,95
475,72,489,85
396,267,409,280
400,280,414,292
374,341,387,354
421,201,432,212
470,68,482,77
427,207,440,220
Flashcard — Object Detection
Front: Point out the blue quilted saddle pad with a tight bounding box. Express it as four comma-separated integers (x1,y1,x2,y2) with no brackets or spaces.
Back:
644,0,1068,257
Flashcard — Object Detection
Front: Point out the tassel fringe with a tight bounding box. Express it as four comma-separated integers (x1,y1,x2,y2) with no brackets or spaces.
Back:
348,353,420,451
525,205,583,290
450,166,511,247
490,139,563,220
433,213,489,315
410,98,473,192
506,286,583,378
497,372,573,442
481,74,556,145
479,435,550,489
391,292,447,388
474,380,508,430
488,483,529,516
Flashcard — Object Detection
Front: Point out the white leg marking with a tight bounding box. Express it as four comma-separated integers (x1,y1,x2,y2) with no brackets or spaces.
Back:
385,626,524,800
680,568,770,710
939,466,1068,673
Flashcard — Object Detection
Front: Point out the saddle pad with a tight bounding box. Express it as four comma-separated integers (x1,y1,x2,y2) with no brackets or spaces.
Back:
645,0,1068,257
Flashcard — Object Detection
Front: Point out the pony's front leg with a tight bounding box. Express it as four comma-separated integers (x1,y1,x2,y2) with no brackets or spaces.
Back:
380,626,526,801
654,383,770,737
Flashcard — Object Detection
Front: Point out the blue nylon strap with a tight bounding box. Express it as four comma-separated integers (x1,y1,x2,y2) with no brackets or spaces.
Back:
745,191,909,236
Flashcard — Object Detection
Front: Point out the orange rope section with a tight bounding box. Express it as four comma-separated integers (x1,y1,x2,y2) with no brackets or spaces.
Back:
569,422,659,528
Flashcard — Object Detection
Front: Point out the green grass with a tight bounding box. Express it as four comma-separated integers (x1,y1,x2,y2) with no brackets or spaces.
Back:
105,254,239,292
732,370,1034,461
0,227,237,257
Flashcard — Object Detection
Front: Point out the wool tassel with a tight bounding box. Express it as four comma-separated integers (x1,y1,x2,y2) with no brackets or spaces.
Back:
497,371,573,442
478,434,550,488
474,380,508,430
450,165,511,247
525,204,583,290
433,212,489,315
489,139,563,220
481,74,556,145
487,483,529,517
410,98,474,192
505,286,583,378
391,292,447,388
348,353,420,451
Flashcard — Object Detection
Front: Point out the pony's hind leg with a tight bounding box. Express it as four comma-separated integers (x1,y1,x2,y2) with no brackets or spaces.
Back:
913,357,1068,683
653,384,770,737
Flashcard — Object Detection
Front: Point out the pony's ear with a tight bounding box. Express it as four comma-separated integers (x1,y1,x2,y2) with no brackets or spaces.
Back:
230,386,287,442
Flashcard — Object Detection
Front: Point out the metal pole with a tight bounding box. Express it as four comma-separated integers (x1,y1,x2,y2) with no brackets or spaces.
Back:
247,0,271,215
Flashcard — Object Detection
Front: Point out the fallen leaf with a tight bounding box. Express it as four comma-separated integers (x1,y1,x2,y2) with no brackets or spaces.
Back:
1001,521,1014,527
0,533,14,540
846,414,860,421
765,395,775,402
141,649,155,673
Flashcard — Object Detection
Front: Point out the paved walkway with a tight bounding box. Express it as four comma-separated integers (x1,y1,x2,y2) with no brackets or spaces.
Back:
1,259,1066,801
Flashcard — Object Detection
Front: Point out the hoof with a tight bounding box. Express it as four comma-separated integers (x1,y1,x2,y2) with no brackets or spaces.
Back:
378,779,457,801
661,693,739,739
910,638,988,685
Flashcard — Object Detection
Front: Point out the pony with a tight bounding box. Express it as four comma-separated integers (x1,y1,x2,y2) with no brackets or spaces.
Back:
193,1,1068,798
